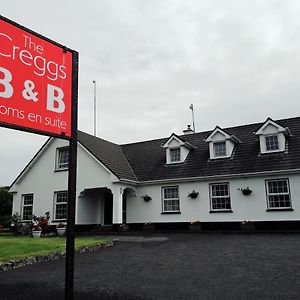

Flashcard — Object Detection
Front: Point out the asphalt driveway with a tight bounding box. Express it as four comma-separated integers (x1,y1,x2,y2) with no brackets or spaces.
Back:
0,233,300,300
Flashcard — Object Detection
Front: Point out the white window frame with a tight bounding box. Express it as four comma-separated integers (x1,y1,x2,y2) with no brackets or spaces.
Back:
265,134,279,152
265,179,292,210
55,147,69,171
170,148,181,163
209,182,231,211
54,191,68,221
162,186,180,213
213,141,226,158
21,194,33,221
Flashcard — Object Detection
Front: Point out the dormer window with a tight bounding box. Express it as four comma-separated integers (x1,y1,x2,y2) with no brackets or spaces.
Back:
255,118,289,154
163,133,196,165
170,148,181,162
265,135,279,151
213,142,226,157
205,126,239,160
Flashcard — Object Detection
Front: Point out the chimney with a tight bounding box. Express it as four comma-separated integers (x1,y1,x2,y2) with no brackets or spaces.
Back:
183,125,194,135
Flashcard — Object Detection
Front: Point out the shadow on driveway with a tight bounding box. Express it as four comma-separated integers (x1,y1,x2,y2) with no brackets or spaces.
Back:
0,233,300,299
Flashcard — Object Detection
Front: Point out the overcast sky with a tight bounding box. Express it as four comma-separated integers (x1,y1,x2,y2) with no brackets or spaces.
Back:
1,0,300,186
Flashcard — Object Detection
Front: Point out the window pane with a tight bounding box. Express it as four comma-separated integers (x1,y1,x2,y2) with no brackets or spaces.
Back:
164,187,178,199
58,148,69,169
55,203,67,220
212,197,231,210
214,142,226,157
170,148,180,162
163,199,179,211
211,184,229,197
268,180,288,194
265,135,279,151
56,191,68,203
268,195,291,208
22,206,33,220
23,194,33,205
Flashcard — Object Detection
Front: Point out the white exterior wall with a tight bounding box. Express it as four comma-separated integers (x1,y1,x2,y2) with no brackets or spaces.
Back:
11,138,121,225
127,174,300,223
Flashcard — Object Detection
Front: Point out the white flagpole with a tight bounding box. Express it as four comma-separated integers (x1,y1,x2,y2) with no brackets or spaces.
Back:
93,80,97,136
189,104,195,132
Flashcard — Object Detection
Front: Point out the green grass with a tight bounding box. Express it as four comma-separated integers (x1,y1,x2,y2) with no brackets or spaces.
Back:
0,236,110,262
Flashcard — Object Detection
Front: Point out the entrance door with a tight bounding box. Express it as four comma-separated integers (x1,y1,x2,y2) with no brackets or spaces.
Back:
104,192,113,225
122,189,127,224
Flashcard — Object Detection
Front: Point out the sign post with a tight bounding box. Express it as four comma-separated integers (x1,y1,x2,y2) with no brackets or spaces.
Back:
0,16,78,299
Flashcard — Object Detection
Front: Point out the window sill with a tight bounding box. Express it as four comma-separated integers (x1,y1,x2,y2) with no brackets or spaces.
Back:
161,212,181,215
209,210,233,213
266,208,293,212
54,169,69,173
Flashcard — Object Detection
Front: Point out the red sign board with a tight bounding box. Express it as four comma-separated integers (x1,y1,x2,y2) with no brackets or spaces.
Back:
0,17,73,138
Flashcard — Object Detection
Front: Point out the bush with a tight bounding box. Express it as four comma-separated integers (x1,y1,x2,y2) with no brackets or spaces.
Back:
0,186,12,228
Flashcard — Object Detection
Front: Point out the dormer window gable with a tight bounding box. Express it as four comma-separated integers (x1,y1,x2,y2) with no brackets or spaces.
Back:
205,126,239,159
163,133,196,164
255,118,289,154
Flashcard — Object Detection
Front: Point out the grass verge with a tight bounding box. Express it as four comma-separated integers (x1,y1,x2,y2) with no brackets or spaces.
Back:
0,236,111,262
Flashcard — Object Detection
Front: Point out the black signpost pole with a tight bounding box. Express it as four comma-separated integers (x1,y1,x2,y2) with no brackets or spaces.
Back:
65,50,79,300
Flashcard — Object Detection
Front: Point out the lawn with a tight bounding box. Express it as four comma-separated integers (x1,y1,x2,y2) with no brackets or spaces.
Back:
0,235,110,262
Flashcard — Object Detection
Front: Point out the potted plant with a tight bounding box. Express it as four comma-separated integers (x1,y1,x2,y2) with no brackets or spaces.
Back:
118,223,129,232
189,221,202,232
188,190,199,199
32,224,42,237
240,220,255,233
143,222,155,232
141,194,152,202
238,187,252,196
32,212,50,235
56,223,66,236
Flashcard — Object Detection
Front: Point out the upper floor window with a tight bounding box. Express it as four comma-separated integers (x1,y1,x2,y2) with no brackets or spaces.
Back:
266,179,291,209
22,194,33,221
162,186,180,212
54,191,68,220
213,142,226,157
210,183,231,211
265,135,279,151
56,147,69,170
170,148,181,162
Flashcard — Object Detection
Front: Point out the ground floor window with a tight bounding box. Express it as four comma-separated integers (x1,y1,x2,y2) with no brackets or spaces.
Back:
162,186,180,212
210,183,231,211
54,191,68,220
266,179,291,209
22,194,33,221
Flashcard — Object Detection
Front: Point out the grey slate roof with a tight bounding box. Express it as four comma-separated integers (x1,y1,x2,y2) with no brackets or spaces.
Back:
78,131,137,181
78,117,300,182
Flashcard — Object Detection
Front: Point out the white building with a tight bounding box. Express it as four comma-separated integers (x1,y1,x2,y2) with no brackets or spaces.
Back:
9,116,300,230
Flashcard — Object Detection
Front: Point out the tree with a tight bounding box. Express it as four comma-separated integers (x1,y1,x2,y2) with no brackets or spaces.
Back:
0,186,13,227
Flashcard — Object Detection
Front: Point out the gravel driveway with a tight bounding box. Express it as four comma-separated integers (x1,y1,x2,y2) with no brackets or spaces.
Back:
0,233,300,299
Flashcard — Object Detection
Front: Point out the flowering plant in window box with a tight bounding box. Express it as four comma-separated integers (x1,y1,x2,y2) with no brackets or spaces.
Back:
240,220,255,233
189,221,202,232
141,194,152,202
238,187,252,196
188,190,199,199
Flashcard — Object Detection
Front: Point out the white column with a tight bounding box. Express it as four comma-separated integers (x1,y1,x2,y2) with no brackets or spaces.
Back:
112,186,123,224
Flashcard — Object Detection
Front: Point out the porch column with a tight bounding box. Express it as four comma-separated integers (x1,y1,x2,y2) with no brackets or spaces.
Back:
112,186,123,224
